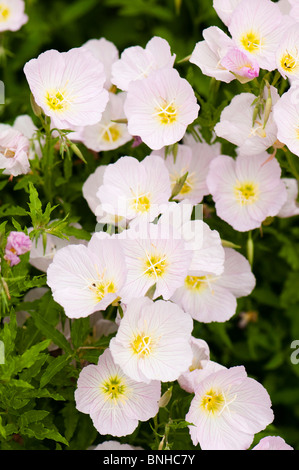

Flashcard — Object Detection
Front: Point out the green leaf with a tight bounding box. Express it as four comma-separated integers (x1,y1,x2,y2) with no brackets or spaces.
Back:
61,402,79,442
12,339,51,375
71,317,91,349
19,410,50,429
22,422,68,446
40,354,72,388
29,308,73,354
0,416,7,439
27,182,43,226
281,272,299,307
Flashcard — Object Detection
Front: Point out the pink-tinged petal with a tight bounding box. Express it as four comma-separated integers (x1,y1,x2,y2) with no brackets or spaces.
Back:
216,247,255,297
220,47,259,82
111,36,175,91
212,0,242,26
110,298,193,383
273,87,299,158
229,0,284,71
278,178,299,218
81,37,119,90
252,436,294,450
75,349,161,437
186,366,274,450
24,48,109,130
124,68,199,150
172,282,237,323
0,0,28,32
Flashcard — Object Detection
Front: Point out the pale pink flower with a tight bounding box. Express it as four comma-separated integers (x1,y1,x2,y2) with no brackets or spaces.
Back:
186,366,274,450
206,153,287,232
171,247,255,323
81,92,132,152
252,436,294,450
124,68,199,150
289,0,299,22
228,0,285,71
0,124,30,176
111,36,175,92
212,0,242,26
278,178,299,218
13,115,42,160
24,48,109,130
81,38,119,90
96,155,171,223
109,297,193,383
116,220,193,303
5,231,32,266
0,0,28,32
214,86,280,156
190,27,236,83
151,142,219,204
75,348,161,437
220,47,259,83
178,337,226,394
273,86,299,158
47,235,127,318
276,24,299,79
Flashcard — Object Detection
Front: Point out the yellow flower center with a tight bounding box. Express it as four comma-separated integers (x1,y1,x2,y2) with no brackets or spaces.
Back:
45,88,71,112
234,181,259,205
0,146,15,159
0,5,10,21
131,193,151,213
131,333,153,357
154,100,177,125
185,275,208,292
89,278,116,303
240,31,261,53
280,52,299,74
102,125,121,143
101,375,127,401
144,254,168,278
200,389,225,414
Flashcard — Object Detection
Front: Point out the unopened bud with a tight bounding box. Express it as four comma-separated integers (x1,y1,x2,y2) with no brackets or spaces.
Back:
158,386,173,408
30,93,42,117
263,82,272,129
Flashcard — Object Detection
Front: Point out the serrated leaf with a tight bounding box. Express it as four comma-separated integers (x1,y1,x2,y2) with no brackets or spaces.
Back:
40,354,72,388
22,422,68,446
19,410,50,429
29,308,73,354
12,339,51,375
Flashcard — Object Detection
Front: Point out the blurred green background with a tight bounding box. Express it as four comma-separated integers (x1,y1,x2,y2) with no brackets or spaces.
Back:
1,0,299,450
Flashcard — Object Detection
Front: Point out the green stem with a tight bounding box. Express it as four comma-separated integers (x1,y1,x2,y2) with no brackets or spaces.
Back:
42,117,54,204
271,70,281,88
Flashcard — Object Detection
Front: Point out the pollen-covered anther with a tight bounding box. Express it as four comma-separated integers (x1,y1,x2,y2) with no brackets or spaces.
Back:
153,100,178,125
234,181,259,205
131,333,153,357
240,31,262,53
